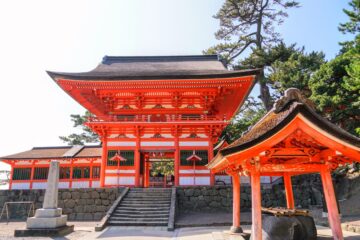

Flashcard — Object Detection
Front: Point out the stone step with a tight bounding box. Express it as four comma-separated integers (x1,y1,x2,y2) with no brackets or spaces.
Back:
112,213,169,218
121,200,170,205
122,198,170,201
107,221,168,226
130,188,171,191
119,202,170,207
126,195,171,199
115,207,170,211
126,193,171,196
114,209,170,214
109,216,169,222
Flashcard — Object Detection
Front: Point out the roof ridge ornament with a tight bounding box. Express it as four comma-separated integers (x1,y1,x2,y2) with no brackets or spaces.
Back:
273,88,315,113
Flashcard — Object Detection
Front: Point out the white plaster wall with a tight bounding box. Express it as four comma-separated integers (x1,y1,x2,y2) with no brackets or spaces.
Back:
107,141,136,147
179,141,209,146
140,141,174,147
105,169,135,174
71,181,90,188
32,182,47,189
12,182,30,189
215,175,232,185
58,182,70,189
179,170,210,174
105,176,118,185
92,181,100,188
179,176,210,186
119,177,135,185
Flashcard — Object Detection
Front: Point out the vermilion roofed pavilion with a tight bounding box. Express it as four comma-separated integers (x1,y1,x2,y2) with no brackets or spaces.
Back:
207,89,360,240
46,55,259,188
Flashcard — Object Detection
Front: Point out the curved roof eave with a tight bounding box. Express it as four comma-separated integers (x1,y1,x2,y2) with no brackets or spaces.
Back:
46,69,261,81
208,103,360,170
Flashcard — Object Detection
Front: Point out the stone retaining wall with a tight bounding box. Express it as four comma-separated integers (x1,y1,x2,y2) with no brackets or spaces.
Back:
176,175,323,213
0,188,124,221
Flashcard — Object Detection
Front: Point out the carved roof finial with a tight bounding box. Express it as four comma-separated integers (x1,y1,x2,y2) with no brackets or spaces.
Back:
273,88,315,113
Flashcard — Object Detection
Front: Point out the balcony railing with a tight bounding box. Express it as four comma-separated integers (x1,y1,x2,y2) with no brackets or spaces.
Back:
87,114,227,123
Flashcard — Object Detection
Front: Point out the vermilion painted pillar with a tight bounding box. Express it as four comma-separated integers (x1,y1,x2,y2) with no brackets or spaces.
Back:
144,156,149,188
69,159,74,188
29,160,35,189
231,173,243,233
284,173,295,209
134,138,141,187
9,164,14,190
251,171,262,240
208,140,215,186
174,136,179,186
320,167,344,240
89,160,93,188
100,137,108,187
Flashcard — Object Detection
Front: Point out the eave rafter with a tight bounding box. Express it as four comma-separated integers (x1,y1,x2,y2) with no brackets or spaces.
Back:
56,76,254,120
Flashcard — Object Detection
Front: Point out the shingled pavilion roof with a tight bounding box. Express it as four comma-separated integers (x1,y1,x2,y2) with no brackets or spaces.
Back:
47,55,260,80
0,145,102,160
208,88,360,169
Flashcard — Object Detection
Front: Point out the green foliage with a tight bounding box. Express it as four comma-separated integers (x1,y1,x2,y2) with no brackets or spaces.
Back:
269,48,325,97
309,38,360,135
339,0,360,34
204,0,299,110
339,0,360,51
59,111,99,145
222,97,267,143
151,161,174,177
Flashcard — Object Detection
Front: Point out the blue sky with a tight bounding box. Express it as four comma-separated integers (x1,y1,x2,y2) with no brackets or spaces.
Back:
0,0,352,171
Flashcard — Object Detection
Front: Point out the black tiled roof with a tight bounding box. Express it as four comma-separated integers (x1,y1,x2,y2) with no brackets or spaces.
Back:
0,145,102,160
47,55,260,80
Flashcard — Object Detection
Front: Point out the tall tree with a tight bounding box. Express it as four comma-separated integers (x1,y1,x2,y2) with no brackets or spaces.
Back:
268,48,325,97
59,111,99,145
309,0,360,135
309,41,360,135
205,0,299,110
338,0,360,51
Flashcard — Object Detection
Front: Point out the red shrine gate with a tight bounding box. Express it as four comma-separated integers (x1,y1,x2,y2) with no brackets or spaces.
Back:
45,55,258,188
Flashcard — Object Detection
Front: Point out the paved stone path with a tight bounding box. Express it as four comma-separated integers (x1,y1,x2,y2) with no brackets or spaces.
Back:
0,222,360,239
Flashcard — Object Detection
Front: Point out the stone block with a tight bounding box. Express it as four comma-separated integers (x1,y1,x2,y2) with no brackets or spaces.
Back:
63,208,73,215
27,215,67,229
100,193,108,199
86,199,94,205
94,212,103,220
95,199,102,205
71,192,80,200
102,200,110,206
76,213,85,220
83,213,93,221
91,191,100,199
108,194,116,200
74,205,84,213
96,205,107,212
184,189,194,197
81,193,90,199
61,192,71,200
64,199,75,208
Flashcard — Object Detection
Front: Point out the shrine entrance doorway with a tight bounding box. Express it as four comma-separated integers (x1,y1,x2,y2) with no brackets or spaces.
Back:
141,150,175,188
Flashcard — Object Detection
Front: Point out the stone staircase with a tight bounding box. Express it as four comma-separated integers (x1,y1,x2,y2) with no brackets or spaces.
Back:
107,188,173,227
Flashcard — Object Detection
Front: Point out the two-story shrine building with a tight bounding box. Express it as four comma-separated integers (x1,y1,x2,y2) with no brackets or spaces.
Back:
0,55,260,189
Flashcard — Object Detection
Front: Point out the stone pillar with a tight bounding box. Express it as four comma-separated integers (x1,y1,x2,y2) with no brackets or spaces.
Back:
26,160,68,229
